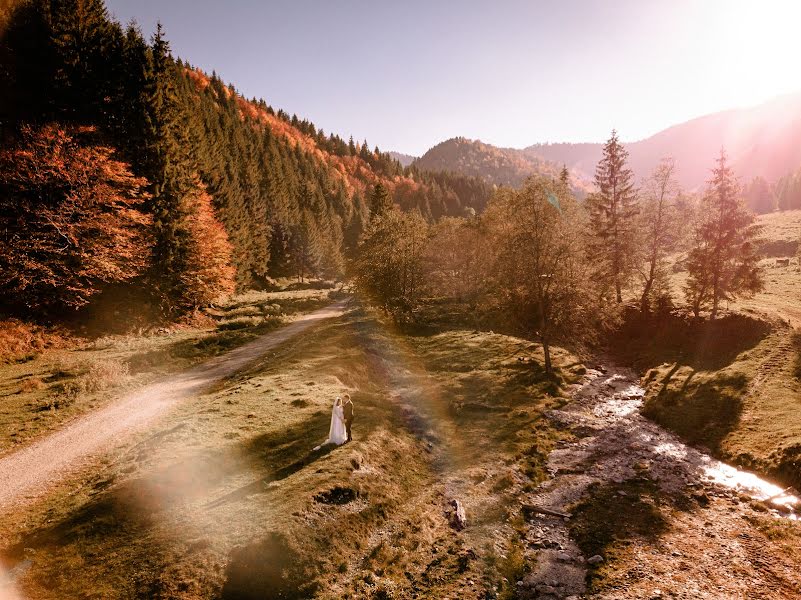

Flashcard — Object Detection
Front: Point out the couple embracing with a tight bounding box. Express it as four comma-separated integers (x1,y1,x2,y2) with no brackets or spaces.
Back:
314,394,354,450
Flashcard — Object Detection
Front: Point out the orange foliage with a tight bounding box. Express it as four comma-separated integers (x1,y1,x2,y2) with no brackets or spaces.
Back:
179,181,236,308
183,68,427,201
0,123,152,312
0,319,73,361
185,67,210,91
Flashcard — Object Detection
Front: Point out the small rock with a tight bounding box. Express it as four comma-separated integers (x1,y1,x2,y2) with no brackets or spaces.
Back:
587,554,604,565
536,584,556,595
449,499,467,530
617,490,628,496
557,552,572,562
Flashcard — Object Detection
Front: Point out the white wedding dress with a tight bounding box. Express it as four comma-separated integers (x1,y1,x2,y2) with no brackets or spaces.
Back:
314,401,348,450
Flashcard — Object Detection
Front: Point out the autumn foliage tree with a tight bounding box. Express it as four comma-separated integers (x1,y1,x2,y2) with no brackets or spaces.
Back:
425,216,490,317
485,177,593,373
354,207,429,320
0,124,151,313
179,182,235,308
685,151,763,318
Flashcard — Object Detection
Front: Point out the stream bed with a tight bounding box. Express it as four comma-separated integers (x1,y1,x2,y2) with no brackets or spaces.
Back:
516,365,799,599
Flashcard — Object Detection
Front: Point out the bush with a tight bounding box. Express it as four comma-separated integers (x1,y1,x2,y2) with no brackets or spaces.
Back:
0,319,72,362
50,358,130,402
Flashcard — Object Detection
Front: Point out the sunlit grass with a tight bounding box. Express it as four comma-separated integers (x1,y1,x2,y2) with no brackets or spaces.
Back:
0,302,582,599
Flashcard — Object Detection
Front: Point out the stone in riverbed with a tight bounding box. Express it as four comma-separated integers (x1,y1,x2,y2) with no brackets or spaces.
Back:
587,554,604,565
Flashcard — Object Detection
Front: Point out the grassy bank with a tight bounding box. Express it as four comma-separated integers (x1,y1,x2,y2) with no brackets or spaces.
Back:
636,320,801,489
0,288,334,457
0,304,582,599
610,210,801,490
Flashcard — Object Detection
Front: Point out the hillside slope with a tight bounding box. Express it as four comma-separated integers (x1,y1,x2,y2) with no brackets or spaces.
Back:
415,93,801,194
0,0,493,322
414,137,591,196
527,92,801,190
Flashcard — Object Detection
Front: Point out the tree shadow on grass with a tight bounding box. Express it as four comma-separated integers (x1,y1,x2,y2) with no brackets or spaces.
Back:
568,478,673,592
0,409,336,597
610,311,771,372
642,371,747,452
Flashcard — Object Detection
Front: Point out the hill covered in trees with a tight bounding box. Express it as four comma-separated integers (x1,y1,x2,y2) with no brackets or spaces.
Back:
413,136,591,197
0,0,492,322
411,93,801,214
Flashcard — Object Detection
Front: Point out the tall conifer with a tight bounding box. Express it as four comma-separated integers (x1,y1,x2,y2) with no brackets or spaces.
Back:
586,130,639,303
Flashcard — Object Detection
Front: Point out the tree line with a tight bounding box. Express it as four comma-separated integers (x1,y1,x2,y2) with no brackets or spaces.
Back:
0,0,492,319
355,131,763,372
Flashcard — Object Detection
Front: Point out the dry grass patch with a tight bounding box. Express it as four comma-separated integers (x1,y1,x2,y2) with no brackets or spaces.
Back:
0,289,338,455
0,305,582,599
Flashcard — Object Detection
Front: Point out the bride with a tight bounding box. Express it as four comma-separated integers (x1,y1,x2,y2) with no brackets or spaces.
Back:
314,397,348,450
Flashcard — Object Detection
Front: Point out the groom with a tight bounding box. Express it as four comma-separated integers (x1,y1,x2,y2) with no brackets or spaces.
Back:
342,394,354,442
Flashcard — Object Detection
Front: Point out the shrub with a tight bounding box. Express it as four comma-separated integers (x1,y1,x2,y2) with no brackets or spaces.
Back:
50,358,129,402
0,319,72,362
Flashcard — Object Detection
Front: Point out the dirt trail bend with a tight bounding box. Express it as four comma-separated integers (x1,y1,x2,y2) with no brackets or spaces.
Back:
0,301,347,510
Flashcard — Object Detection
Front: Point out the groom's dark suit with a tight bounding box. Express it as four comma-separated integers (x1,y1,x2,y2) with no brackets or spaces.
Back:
343,399,354,441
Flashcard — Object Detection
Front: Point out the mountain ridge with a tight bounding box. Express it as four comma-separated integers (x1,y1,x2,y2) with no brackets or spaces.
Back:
410,91,801,193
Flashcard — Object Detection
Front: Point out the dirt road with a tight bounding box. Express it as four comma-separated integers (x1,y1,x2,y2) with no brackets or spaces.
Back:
0,301,347,510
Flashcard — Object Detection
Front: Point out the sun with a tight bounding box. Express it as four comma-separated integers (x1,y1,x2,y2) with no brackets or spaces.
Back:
712,0,801,106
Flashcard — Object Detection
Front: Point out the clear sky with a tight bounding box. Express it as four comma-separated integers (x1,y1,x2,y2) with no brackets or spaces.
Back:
105,0,801,156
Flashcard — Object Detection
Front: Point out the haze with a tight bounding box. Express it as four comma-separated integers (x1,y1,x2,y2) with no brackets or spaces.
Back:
104,0,801,155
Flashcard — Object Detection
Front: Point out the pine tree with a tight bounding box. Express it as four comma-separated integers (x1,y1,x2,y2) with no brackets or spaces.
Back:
559,164,569,186
142,23,196,312
685,150,763,318
369,182,393,217
743,176,775,215
289,210,323,282
46,0,120,121
586,130,639,303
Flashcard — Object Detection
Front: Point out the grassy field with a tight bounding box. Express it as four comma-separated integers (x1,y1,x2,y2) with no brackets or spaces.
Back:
0,301,583,599
619,209,801,489
0,288,334,458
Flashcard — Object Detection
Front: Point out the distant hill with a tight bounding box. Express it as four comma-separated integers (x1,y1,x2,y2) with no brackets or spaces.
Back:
526,92,801,190
413,137,591,197
388,151,416,167
416,93,801,195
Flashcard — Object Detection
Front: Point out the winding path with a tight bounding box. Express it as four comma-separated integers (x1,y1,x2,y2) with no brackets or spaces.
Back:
0,301,347,510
